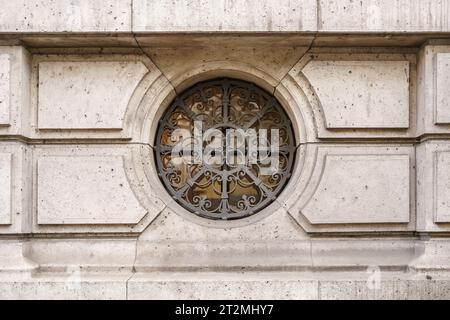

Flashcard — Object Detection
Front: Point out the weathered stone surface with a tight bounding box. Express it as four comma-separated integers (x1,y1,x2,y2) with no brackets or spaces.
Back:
2,0,450,298
417,45,450,135
37,60,148,130
311,240,416,268
25,239,137,270
0,274,128,300
0,47,31,136
411,240,450,271
0,240,37,271
416,141,450,231
436,152,450,223
133,0,317,32
301,149,411,225
128,273,319,300
435,53,450,124
1,0,450,34
146,46,308,92
319,280,409,300
0,0,131,33
0,54,10,126
0,153,12,224
0,143,31,234
286,145,415,233
301,60,410,129
407,280,450,300
319,0,450,32
3,270,450,300
37,155,146,225
135,206,311,270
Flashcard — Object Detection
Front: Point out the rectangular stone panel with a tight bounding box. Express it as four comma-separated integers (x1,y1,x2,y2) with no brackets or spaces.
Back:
435,152,450,223
0,144,32,234
0,153,12,225
302,60,410,129
435,53,450,124
417,45,450,135
0,0,131,32
319,0,450,32
416,142,450,231
133,0,317,32
0,55,10,126
302,152,411,224
37,61,148,130
37,156,146,225
0,46,31,137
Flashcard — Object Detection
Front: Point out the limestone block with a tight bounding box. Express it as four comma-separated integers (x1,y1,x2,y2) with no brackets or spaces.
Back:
0,143,31,234
146,46,309,92
133,0,317,32
0,0,131,32
0,54,10,125
311,240,416,269
416,141,450,232
0,240,37,272
288,145,414,232
135,204,311,270
33,145,164,234
0,47,31,136
0,153,12,224
410,240,450,271
0,274,128,300
302,60,410,129
319,281,409,300
417,45,450,134
37,60,148,130
37,155,146,225
435,53,450,124
24,239,137,270
128,273,319,300
407,281,450,300
303,154,410,224
319,0,450,32
435,152,450,223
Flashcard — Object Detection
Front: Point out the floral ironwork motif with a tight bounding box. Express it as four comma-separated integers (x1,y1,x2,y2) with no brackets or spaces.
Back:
155,78,296,220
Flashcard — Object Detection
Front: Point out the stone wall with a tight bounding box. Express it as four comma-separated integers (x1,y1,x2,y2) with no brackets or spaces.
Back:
1,0,450,299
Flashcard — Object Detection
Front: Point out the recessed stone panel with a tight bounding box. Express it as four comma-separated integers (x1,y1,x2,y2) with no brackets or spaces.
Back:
0,55,10,126
0,47,30,136
416,142,450,231
37,61,148,130
302,153,410,225
0,144,32,234
37,156,147,225
435,53,450,124
435,152,450,223
417,45,450,135
302,60,410,129
0,153,12,225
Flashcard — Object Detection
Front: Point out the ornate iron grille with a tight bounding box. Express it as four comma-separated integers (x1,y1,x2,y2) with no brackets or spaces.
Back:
154,78,296,220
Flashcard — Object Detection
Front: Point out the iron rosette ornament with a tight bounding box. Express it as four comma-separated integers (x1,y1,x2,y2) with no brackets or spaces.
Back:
155,78,296,220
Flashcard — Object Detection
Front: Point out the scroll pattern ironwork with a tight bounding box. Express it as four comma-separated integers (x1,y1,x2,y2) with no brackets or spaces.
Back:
155,78,296,220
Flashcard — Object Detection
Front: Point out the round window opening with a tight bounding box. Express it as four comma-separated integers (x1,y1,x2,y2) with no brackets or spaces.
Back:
155,78,296,220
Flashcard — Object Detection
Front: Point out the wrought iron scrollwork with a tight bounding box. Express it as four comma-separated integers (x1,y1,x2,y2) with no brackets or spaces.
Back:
154,78,296,220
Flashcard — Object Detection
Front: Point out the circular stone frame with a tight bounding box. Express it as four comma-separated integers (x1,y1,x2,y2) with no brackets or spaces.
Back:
129,64,318,229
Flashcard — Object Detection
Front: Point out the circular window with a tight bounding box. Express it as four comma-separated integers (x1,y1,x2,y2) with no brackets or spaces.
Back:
154,78,296,220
